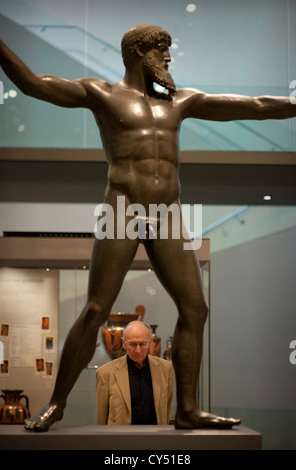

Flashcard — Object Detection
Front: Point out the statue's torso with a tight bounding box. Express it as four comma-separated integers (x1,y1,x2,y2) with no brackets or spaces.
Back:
89,81,185,207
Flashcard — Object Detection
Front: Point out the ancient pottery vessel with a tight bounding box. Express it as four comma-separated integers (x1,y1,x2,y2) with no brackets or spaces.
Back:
102,305,145,359
163,336,173,361
0,389,30,424
149,324,161,357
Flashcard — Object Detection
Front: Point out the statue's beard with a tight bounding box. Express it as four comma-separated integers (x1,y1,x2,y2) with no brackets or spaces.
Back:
143,55,176,94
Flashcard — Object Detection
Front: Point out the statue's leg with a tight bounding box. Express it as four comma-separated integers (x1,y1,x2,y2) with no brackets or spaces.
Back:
24,236,139,432
145,216,240,429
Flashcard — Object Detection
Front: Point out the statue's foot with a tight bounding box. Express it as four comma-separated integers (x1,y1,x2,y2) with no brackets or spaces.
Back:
175,409,241,430
24,404,63,432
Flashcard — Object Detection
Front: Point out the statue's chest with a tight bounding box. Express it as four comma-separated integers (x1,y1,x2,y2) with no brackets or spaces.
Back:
107,94,179,131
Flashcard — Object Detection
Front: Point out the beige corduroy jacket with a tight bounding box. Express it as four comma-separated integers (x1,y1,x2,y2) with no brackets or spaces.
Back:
96,354,174,425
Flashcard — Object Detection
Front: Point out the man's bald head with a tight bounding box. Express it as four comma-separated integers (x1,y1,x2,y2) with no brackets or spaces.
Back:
123,321,151,341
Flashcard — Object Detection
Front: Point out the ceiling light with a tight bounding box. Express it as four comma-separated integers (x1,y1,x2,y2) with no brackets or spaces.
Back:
263,195,272,201
186,3,197,13
146,286,156,296
8,89,17,98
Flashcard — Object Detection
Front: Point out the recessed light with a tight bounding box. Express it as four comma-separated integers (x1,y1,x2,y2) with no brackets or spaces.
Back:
186,3,197,13
9,89,17,98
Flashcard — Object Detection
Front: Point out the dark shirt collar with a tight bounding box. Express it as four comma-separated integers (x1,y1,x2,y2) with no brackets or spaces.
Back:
127,354,148,372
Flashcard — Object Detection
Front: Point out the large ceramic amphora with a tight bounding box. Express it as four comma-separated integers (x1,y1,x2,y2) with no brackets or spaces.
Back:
102,305,145,359
0,389,31,424
149,324,161,357
163,336,173,361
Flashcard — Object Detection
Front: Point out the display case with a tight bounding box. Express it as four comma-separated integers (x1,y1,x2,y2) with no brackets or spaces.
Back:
0,236,210,424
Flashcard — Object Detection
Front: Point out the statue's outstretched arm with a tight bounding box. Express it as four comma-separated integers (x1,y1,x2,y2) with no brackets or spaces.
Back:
0,39,92,108
181,88,296,122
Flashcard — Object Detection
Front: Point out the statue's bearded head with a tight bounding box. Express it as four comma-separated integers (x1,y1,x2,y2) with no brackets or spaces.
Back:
121,24,176,94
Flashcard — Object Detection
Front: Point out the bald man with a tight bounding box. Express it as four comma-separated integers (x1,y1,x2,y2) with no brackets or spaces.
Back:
96,321,174,425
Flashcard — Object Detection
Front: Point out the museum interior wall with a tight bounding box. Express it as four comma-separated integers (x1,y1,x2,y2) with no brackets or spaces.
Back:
211,226,296,450
0,0,296,450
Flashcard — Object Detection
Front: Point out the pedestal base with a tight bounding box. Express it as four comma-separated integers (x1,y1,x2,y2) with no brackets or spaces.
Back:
0,424,261,450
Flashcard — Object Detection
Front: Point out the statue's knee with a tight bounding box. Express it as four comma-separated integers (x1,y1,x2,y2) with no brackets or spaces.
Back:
201,302,209,323
179,300,208,328
84,300,107,327
192,300,208,326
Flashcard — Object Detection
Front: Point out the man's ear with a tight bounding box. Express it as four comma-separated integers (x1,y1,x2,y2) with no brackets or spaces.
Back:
122,337,126,349
135,42,145,58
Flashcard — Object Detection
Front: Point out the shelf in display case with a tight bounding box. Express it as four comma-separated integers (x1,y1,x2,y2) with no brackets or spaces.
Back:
0,236,210,269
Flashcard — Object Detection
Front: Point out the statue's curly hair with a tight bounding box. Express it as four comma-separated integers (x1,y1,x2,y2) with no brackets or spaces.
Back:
121,24,171,67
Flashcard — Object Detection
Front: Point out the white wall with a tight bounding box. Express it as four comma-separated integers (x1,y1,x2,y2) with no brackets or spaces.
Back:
210,227,296,409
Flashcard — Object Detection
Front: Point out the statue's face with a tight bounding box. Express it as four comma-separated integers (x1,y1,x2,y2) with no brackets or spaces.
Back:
142,40,176,93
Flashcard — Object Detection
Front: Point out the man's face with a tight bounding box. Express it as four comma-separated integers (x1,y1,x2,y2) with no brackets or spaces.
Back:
123,323,150,368
142,40,176,94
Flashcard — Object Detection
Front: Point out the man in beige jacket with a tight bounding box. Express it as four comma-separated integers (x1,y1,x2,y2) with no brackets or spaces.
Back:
96,321,174,425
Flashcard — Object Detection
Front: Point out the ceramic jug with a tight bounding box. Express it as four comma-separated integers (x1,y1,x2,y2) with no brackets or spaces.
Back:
102,305,146,359
149,324,161,357
0,389,30,424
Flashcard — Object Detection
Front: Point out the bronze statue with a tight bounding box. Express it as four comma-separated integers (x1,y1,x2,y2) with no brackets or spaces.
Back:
1,24,295,432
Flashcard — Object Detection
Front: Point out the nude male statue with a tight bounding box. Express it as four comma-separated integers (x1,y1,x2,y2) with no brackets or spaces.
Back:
1,24,295,432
